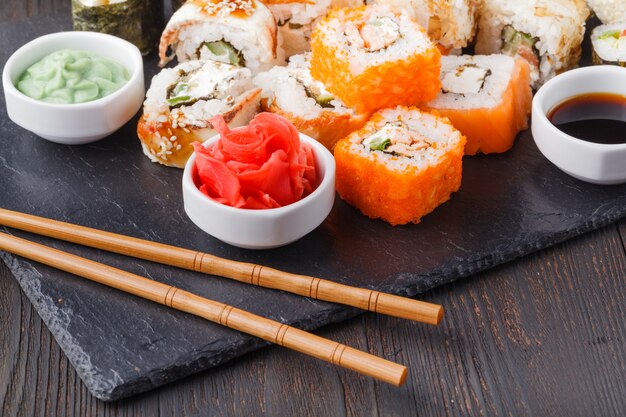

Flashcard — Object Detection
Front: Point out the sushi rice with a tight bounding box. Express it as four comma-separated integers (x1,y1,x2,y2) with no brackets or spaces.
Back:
260,0,332,58
369,0,479,50
253,53,369,149
137,60,261,168
310,5,441,113
591,22,626,66
476,0,589,87
587,0,626,24
425,54,532,155
334,106,465,225
159,0,283,74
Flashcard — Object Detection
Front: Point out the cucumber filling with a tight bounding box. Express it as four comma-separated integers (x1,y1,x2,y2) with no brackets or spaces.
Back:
303,84,334,108
363,122,431,157
501,25,539,61
166,65,234,108
598,30,620,40
197,40,245,67
294,71,336,109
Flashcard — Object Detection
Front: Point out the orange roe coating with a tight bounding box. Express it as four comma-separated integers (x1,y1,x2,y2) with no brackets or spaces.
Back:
310,6,441,114
424,58,532,155
334,109,465,226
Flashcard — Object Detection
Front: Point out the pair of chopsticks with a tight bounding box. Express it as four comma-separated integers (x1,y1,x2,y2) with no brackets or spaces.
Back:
0,208,443,386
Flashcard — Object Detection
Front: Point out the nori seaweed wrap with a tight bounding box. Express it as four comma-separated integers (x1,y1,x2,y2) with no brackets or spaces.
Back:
72,0,164,55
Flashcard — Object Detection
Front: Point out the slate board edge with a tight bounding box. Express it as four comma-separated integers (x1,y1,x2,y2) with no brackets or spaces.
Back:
3,201,625,401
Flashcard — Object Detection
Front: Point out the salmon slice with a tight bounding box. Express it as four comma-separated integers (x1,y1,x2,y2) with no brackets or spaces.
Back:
425,56,532,155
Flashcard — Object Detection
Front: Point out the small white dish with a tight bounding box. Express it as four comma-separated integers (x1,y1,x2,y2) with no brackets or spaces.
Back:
2,31,144,144
182,134,336,249
532,65,626,185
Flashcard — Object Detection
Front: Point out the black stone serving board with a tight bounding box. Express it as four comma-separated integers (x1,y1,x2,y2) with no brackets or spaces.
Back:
1,14,625,402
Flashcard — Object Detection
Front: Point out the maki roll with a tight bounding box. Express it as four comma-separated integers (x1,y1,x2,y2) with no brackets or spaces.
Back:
332,0,365,6
334,106,465,226
137,60,261,168
72,0,164,55
476,0,589,87
260,0,333,58
424,55,532,155
310,5,441,114
253,53,369,149
159,0,283,74
591,23,626,66
587,0,626,24
369,0,479,51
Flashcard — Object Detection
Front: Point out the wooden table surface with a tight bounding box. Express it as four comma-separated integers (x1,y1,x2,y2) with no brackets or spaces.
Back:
2,2,626,416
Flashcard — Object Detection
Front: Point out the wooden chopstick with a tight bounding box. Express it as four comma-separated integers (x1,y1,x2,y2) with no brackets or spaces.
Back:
0,208,443,325
0,231,407,386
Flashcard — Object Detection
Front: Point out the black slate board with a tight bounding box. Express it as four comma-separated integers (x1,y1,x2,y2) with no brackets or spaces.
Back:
1,15,626,402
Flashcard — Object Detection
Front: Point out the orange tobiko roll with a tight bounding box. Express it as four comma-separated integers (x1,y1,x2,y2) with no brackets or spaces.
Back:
310,5,441,114
334,106,466,226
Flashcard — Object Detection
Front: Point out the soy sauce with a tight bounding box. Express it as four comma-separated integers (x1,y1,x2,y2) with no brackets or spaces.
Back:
547,93,626,145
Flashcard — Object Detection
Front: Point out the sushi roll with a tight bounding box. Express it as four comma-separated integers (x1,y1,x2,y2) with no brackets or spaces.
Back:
253,53,369,149
72,0,164,55
310,5,441,114
424,55,532,155
475,0,589,87
587,0,626,24
332,0,365,6
259,0,332,58
369,0,479,51
137,60,261,168
159,0,283,74
591,23,626,66
334,106,466,226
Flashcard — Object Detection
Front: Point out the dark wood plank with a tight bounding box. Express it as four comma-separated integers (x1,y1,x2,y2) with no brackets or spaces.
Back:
1,0,70,22
2,1,626,416
2,221,626,416
364,223,626,417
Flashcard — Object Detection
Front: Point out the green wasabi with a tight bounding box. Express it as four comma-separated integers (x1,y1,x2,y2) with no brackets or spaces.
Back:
16,49,130,104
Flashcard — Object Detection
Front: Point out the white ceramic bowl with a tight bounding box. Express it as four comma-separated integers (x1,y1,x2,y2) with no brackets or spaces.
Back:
182,134,336,249
532,65,626,185
2,31,144,144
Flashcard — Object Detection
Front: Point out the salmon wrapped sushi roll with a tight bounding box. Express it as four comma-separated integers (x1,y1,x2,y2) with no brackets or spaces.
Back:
253,53,369,149
369,0,478,51
159,0,283,74
310,5,441,114
137,60,261,168
334,106,465,226
424,55,532,155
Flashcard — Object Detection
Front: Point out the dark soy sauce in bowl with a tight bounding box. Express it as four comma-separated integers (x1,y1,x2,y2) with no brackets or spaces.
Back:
547,93,626,145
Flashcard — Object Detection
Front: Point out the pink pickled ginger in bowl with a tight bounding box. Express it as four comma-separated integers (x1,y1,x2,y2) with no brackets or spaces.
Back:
193,113,317,209
182,113,336,249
